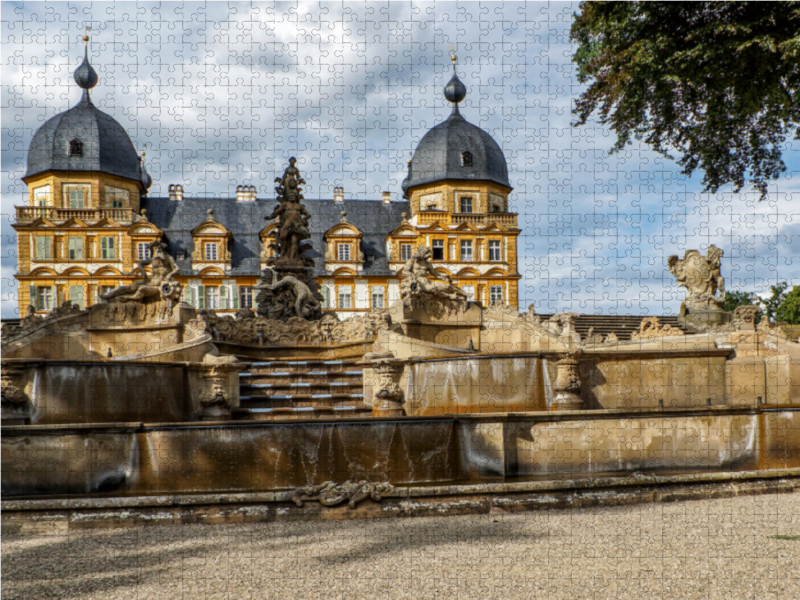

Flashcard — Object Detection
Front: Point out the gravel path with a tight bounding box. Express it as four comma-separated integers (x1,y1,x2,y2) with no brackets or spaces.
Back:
4,492,800,600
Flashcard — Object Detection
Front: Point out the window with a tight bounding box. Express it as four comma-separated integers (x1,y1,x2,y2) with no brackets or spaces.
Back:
338,287,352,309
67,187,87,208
337,243,351,261
462,285,475,301
459,196,473,214
32,286,55,311
371,286,385,309
490,285,503,305
461,152,473,166
489,240,501,262
205,286,220,310
400,244,413,261
432,239,445,261
320,286,331,309
205,243,218,261
100,237,116,260
68,237,84,260
106,186,129,208
98,286,114,304
137,242,151,261
69,285,85,309
460,240,473,261
69,139,83,157
35,237,52,260
239,286,253,309
33,185,51,207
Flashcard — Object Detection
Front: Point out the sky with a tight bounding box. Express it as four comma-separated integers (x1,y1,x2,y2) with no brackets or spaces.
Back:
2,1,800,319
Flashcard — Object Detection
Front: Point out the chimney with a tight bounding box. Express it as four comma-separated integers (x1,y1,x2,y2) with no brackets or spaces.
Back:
168,184,184,201
236,185,256,202
382,191,392,204
333,186,344,203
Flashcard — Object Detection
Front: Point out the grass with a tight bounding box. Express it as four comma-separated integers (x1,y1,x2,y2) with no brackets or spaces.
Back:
770,535,800,541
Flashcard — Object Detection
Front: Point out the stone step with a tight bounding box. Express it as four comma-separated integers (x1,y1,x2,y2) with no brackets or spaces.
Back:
241,394,366,410
248,360,363,374
239,371,362,384
246,406,373,421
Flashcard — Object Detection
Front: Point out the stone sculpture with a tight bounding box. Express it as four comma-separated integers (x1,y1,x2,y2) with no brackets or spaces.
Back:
256,267,321,321
630,317,685,340
400,246,468,306
101,240,182,306
668,245,726,309
291,480,395,508
258,157,323,321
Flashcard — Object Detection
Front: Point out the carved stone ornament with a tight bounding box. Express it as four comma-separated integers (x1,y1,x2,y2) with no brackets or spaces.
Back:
255,267,321,321
399,246,469,314
553,351,584,410
630,317,685,340
733,305,761,331
291,480,395,508
1,365,32,422
548,312,580,342
667,245,726,310
265,157,314,268
193,309,391,347
372,360,405,415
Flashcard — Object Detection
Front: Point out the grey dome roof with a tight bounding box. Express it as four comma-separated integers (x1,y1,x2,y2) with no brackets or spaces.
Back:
25,48,143,183
402,110,510,193
25,95,143,182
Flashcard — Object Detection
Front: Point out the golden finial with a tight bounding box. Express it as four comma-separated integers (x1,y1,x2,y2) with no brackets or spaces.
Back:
83,25,91,43
450,46,457,65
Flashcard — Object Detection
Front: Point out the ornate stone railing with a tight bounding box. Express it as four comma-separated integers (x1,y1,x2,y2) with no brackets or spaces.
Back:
450,212,517,226
15,206,138,224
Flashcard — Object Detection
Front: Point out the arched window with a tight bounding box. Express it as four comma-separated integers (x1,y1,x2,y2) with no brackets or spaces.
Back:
69,139,83,157
461,151,473,166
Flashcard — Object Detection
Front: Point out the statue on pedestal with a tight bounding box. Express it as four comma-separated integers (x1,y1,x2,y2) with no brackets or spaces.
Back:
668,244,731,330
257,157,323,321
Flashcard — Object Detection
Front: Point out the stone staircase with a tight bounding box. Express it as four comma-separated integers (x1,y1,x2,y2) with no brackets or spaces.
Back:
237,359,370,419
539,314,690,342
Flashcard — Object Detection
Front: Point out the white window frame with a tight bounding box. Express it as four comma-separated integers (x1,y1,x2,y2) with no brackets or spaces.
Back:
137,242,151,261
400,244,413,262
459,196,473,214
489,240,501,262
338,287,352,309
337,243,351,261
205,242,218,261
432,239,445,261
205,286,220,310
371,285,385,309
239,286,253,309
490,285,503,305
100,237,116,260
462,285,475,301
35,236,52,260
460,240,473,261
64,184,89,209
35,286,55,311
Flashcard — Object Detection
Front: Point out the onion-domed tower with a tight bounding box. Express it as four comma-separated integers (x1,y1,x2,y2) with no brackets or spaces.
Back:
390,52,520,309
15,35,158,316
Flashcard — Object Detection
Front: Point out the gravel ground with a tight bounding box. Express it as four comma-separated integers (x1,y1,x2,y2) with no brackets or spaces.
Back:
3,493,800,600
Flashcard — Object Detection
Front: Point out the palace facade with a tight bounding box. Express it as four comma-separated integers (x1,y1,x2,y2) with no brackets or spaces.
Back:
14,46,520,318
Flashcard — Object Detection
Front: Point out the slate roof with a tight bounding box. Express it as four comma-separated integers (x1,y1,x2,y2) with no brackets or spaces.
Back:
25,95,145,183
402,109,510,193
141,197,410,277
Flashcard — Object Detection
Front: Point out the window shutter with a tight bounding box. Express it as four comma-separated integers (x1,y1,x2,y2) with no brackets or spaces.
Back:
197,285,205,310
231,284,239,309
29,285,37,311
220,285,228,309
53,285,60,308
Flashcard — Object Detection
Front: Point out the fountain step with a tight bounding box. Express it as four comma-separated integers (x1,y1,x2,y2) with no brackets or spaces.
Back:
247,406,373,420
242,383,362,392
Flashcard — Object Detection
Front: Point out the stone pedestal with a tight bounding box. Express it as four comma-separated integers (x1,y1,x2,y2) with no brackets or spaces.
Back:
389,298,482,351
678,301,732,332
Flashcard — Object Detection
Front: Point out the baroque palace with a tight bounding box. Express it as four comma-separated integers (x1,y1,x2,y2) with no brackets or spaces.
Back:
14,44,520,318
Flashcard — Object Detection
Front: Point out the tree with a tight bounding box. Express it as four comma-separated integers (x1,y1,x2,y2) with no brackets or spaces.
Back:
571,2,800,199
723,290,760,315
775,285,800,324
760,281,789,322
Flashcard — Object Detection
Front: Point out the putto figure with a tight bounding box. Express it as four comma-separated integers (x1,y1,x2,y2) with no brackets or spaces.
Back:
101,240,182,305
667,245,725,310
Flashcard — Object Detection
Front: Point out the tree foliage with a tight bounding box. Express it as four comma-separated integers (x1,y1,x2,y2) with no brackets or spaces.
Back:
760,281,790,322
775,285,800,324
571,2,800,199
723,290,760,315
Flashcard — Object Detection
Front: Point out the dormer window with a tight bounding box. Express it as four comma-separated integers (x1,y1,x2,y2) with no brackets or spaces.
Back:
337,243,351,261
69,139,83,157
461,151,473,166
205,242,218,261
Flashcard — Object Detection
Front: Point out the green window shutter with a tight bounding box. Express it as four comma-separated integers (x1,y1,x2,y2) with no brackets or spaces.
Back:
197,285,205,310
52,285,59,308
231,284,239,309
220,285,228,309
30,285,38,311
